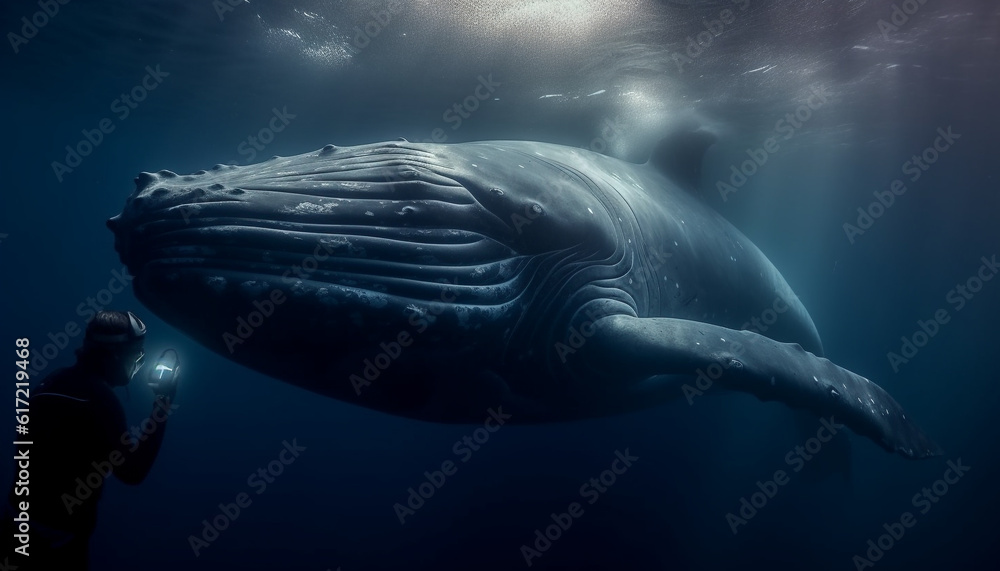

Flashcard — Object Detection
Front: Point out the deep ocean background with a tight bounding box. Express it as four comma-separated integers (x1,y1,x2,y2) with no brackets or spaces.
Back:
1,1,999,569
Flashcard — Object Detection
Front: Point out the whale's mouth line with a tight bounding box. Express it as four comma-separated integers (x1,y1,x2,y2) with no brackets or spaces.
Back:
120,215,531,304
130,244,537,310
125,220,516,263
131,215,498,245
132,253,534,306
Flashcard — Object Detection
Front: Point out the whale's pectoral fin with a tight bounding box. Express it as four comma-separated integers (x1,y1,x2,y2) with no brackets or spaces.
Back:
586,315,942,459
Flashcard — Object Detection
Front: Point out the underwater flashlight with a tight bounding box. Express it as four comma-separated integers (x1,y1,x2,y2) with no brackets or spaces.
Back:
153,348,180,385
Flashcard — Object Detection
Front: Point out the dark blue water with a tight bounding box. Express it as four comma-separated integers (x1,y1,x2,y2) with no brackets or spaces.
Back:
2,1,998,569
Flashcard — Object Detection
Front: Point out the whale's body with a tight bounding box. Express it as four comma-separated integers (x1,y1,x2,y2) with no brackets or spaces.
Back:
108,137,940,459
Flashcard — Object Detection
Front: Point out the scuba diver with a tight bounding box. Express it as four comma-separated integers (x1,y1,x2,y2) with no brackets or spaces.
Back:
4,310,180,570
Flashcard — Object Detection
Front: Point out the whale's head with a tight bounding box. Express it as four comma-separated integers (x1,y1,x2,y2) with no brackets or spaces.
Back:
107,140,616,407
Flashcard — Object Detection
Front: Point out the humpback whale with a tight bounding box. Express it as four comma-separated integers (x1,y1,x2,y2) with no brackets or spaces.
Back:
106,134,941,459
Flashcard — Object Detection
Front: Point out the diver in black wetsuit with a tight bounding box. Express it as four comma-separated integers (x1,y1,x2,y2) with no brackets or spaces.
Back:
4,311,179,570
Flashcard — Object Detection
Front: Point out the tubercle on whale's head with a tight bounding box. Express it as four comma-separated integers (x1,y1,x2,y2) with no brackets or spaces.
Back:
107,164,251,266
437,141,621,256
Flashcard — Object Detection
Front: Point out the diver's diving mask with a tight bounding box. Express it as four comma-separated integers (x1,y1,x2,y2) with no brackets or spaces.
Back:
126,350,146,381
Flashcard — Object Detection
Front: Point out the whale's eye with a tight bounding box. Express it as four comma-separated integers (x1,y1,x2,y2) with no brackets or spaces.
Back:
489,187,504,196
530,203,544,215
728,358,743,370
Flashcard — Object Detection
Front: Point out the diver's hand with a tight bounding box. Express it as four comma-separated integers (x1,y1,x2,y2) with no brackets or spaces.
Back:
147,367,179,400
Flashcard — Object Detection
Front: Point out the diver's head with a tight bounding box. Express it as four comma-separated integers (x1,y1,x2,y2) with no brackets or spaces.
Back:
77,310,147,386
